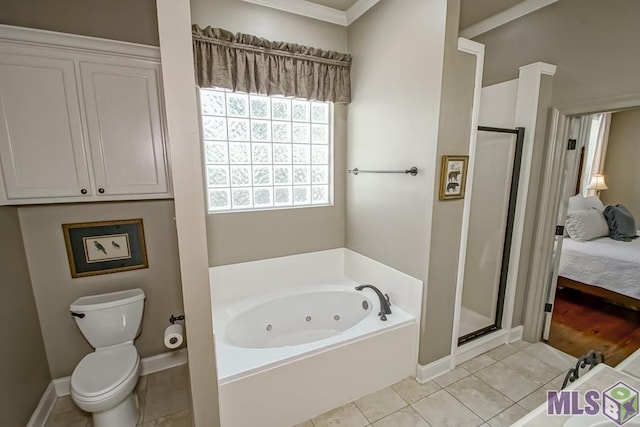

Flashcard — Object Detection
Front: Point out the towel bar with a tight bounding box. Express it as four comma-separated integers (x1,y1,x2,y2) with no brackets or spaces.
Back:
348,167,418,176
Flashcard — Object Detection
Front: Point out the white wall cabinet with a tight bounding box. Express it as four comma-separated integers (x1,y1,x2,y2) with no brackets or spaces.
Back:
0,51,93,200
0,27,171,205
80,61,168,197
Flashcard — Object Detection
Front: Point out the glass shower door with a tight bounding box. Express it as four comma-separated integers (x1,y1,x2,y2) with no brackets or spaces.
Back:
458,126,524,344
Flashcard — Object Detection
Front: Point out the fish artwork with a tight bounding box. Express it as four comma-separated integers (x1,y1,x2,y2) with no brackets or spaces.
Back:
94,241,107,255
112,241,121,249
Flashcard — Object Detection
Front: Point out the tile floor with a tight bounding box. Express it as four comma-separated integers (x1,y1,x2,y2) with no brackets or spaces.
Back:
297,341,577,427
44,364,192,427
45,342,577,427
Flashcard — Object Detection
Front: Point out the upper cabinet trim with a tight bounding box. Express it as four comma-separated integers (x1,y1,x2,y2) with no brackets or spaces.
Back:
0,24,160,60
240,0,380,26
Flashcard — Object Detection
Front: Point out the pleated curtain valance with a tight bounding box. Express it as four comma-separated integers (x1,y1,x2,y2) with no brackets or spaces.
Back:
192,25,352,104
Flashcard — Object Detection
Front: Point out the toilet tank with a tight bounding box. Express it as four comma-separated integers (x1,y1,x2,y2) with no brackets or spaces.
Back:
70,289,145,349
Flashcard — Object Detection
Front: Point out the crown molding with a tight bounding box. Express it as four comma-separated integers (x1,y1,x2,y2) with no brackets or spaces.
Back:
241,0,347,25
346,0,380,25
241,0,379,27
460,0,559,39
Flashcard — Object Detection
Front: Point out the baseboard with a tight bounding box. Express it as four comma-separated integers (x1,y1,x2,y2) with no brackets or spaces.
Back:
417,326,525,384
53,348,189,397
140,347,189,375
415,355,451,384
454,325,524,365
53,377,71,397
508,325,524,343
455,329,511,365
26,381,57,427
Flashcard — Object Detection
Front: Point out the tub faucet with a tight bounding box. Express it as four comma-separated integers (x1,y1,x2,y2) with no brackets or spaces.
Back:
355,284,392,321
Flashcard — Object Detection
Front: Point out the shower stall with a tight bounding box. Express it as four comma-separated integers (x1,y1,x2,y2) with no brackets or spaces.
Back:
458,125,525,344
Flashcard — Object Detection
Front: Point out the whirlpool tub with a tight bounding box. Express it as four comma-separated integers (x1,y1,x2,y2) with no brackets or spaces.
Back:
214,283,417,427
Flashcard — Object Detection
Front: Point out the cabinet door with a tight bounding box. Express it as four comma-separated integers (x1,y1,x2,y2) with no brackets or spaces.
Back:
80,61,168,196
0,51,92,199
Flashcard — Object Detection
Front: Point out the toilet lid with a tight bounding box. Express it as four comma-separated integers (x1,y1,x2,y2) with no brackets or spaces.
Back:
71,345,138,398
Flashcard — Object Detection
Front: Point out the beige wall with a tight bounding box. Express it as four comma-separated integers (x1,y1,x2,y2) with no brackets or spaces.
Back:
422,0,476,363
190,0,347,52
18,201,184,378
345,0,447,279
475,0,640,326
459,0,524,29
600,109,640,219
0,0,158,45
476,0,640,106
345,0,475,365
157,0,220,423
0,207,50,426
190,0,348,266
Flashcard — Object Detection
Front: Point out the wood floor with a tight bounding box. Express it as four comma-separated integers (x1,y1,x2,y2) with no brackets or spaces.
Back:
546,287,640,366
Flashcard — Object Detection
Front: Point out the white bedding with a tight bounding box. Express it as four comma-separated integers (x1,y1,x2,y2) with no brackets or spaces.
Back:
558,234,640,299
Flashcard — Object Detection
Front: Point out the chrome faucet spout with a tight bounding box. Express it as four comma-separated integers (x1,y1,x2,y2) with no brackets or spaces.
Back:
355,284,392,321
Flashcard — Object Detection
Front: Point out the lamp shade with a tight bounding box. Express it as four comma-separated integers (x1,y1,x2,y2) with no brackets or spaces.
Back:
587,174,609,191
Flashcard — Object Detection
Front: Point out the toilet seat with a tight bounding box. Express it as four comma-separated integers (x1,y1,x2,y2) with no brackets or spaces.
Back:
71,345,139,400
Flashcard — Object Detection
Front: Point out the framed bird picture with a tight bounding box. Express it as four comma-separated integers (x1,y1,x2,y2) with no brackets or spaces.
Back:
62,219,148,278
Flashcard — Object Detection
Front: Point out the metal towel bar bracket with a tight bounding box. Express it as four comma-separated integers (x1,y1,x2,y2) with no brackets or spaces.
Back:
348,166,418,176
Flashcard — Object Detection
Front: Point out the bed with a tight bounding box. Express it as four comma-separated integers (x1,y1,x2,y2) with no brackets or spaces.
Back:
558,234,640,306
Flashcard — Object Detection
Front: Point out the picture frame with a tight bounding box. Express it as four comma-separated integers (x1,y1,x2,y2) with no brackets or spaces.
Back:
62,219,148,278
439,155,469,200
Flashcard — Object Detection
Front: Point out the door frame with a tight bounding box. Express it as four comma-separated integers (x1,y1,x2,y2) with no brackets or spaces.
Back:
450,41,556,364
521,92,640,342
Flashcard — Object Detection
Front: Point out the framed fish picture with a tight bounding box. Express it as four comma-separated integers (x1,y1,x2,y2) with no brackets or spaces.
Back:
62,219,148,278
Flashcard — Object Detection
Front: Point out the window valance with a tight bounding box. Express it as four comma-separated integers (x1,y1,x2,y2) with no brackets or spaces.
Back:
192,25,352,104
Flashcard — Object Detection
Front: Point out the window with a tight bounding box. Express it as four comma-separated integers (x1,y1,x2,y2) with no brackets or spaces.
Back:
200,89,333,213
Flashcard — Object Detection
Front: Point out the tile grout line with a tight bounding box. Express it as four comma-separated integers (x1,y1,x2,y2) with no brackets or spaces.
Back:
445,350,527,422
138,377,149,425
309,343,569,427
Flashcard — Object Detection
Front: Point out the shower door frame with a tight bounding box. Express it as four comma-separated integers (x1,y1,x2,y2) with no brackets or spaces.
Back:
457,125,526,345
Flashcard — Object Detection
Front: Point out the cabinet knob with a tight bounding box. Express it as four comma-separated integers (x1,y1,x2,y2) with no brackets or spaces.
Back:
81,188,87,195
98,188,105,194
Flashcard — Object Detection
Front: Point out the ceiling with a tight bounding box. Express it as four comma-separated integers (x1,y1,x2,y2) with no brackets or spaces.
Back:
306,0,359,12
459,0,527,29
247,0,539,31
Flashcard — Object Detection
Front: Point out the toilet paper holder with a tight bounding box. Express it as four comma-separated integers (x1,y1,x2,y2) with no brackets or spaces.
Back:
169,314,184,324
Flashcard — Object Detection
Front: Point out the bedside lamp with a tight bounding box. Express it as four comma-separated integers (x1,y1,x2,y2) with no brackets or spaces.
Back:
587,174,609,196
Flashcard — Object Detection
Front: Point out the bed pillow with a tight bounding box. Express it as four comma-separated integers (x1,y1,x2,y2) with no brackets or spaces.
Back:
567,195,605,211
568,195,587,211
603,204,639,242
565,209,609,241
584,196,605,211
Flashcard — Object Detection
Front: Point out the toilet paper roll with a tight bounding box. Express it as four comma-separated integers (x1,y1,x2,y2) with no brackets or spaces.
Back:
164,324,184,349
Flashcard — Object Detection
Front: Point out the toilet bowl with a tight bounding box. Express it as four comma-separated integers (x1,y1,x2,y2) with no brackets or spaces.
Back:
71,344,141,426
69,289,145,427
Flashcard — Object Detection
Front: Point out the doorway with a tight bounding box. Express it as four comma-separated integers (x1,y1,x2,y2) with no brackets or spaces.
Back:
458,126,525,344
522,95,640,366
539,109,640,366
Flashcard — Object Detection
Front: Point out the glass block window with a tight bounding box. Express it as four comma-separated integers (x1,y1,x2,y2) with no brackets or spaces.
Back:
200,88,332,212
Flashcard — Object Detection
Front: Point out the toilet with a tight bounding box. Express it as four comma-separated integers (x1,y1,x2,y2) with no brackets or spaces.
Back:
69,289,146,427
